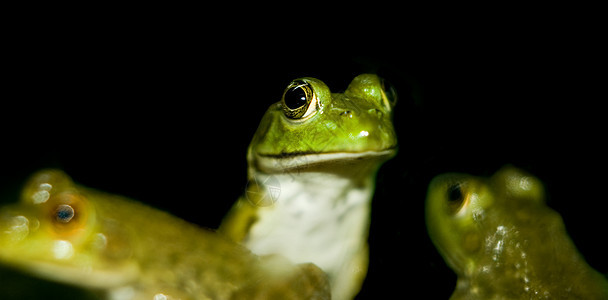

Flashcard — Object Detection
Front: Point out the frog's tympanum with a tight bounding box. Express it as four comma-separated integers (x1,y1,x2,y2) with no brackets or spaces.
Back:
426,166,608,299
220,74,397,299
0,169,330,299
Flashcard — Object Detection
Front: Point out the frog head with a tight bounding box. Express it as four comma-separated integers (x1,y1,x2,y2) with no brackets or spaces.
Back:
249,74,397,174
425,166,546,276
0,169,137,288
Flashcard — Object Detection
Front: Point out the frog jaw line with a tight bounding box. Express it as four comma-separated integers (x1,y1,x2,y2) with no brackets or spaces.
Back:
3,259,139,289
254,149,396,173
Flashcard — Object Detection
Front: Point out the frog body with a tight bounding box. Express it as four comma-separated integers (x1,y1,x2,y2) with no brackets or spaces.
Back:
0,169,330,299
220,74,397,299
426,166,608,299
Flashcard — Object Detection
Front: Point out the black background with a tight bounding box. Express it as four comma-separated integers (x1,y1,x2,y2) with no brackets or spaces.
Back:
1,10,606,298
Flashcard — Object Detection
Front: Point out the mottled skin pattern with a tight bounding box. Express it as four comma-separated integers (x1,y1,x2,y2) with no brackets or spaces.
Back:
426,166,608,299
0,170,330,299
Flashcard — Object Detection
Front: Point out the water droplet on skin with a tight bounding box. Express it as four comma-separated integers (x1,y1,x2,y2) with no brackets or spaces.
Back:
52,240,74,260
32,183,53,204
93,233,108,250
32,190,50,204
154,294,168,300
519,177,532,190
5,215,30,242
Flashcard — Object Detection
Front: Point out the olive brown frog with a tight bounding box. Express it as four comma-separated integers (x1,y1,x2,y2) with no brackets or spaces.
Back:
426,166,608,299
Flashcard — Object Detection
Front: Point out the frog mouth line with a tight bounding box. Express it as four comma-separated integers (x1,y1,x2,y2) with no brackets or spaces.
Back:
254,148,397,173
0,256,139,289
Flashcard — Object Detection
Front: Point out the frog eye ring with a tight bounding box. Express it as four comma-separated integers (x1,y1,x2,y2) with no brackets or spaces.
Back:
46,192,89,236
380,78,398,111
446,183,466,214
281,80,317,120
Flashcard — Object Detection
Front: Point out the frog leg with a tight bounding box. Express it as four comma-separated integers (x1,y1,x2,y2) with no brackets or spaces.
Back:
232,255,331,300
351,244,370,294
219,196,259,243
333,244,369,300
220,174,280,243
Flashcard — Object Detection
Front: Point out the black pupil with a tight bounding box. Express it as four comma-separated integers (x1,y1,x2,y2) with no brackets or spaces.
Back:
56,204,75,223
284,85,308,109
447,184,464,212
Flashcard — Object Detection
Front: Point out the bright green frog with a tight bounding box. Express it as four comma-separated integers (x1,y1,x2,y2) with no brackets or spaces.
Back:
220,74,397,300
0,169,330,299
426,166,608,299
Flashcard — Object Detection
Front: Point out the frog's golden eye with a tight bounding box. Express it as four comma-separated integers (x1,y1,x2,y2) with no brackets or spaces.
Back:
45,192,88,237
282,80,317,119
446,183,466,214
380,78,397,110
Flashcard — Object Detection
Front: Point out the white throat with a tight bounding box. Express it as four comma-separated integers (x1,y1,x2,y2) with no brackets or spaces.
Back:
244,170,376,299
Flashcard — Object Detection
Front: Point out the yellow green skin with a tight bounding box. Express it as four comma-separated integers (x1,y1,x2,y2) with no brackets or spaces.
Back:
426,166,608,299
250,74,396,161
0,170,330,300
220,74,397,300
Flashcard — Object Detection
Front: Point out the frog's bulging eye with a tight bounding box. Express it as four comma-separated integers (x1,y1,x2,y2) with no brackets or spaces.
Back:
282,80,317,119
380,78,397,110
46,192,88,236
446,183,465,214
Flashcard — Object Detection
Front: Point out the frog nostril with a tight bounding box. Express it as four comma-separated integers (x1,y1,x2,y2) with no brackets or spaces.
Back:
447,183,465,214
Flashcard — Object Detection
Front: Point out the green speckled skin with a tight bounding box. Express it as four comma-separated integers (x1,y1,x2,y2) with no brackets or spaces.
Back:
0,170,330,299
426,166,608,299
